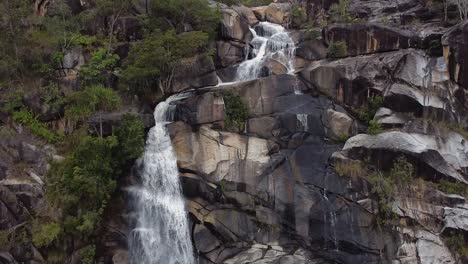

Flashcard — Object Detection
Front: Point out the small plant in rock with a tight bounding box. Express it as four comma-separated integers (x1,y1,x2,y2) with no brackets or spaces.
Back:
328,0,356,23
445,232,468,261
389,156,414,186
291,4,308,28
31,221,61,248
334,160,366,178
79,245,96,264
367,120,383,135
327,41,348,58
436,180,468,196
357,96,384,123
223,90,248,132
12,110,62,143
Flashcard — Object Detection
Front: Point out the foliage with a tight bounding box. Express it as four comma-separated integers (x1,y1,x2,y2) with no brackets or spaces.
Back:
327,41,348,58
121,30,210,95
291,4,308,28
303,26,322,41
446,122,468,139
357,96,384,123
368,171,395,224
46,118,144,239
334,160,366,178
148,0,220,38
367,120,383,135
47,136,119,238
1,88,24,114
446,232,468,260
79,245,96,264
40,83,66,114
389,156,414,186
31,222,61,248
367,156,413,225
436,180,468,196
79,48,120,85
329,0,356,23
0,230,9,249
65,84,121,122
115,114,146,163
223,90,249,132
13,110,62,143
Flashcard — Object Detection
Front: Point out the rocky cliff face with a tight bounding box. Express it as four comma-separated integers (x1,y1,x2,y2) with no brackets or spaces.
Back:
1,0,467,263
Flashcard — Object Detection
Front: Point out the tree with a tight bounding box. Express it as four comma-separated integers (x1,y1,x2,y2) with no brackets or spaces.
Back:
65,84,121,136
149,0,220,38
121,30,210,95
96,0,133,52
79,48,120,86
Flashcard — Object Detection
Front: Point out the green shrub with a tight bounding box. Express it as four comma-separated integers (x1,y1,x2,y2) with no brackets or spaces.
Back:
327,41,348,58
291,4,307,28
149,0,220,38
32,222,61,248
115,114,145,163
329,0,356,23
46,117,144,239
79,49,119,85
1,88,24,114
65,84,121,136
389,156,414,186
0,230,9,249
446,233,468,260
79,245,96,264
367,120,383,135
436,180,467,196
40,83,66,114
368,171,395,224
334,160,367,178
12,110,62,143
223,91,249,132
121,30,210,95
357,96,384,123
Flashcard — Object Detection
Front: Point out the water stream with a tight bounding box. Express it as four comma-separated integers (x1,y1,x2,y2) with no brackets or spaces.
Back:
128,21,297,264
129,93,195,264
235,22,296,82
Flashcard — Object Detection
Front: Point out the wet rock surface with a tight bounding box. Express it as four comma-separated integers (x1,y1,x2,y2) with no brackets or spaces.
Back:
2,1,468,264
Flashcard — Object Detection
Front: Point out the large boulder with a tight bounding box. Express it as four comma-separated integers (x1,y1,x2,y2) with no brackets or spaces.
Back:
169,55,218,94
168,123,271,183
215,41,247,68
295,38,328,61
232,5,259,26
342,131,468,184
265,3,291,25
220,7,253,43
323,23,419,57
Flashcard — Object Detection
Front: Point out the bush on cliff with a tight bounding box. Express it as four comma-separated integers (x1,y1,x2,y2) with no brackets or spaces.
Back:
223,90,249,132
149,0,220,38
45,114,145,244
121,30,210,95
327,41,348,58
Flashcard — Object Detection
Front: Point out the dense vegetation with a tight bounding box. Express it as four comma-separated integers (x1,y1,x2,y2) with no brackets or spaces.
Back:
0,0,219,262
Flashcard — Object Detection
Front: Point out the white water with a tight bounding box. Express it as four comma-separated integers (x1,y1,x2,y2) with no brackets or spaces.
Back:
129,93,194,264
235,22,296,82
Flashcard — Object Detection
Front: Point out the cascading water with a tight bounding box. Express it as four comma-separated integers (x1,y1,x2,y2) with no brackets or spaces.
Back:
235,22,296,82
129,93,194,264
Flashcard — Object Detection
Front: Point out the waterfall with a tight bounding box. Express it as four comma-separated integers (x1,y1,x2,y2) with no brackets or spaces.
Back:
235,22,296,82
129,93,194,264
